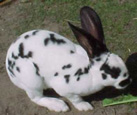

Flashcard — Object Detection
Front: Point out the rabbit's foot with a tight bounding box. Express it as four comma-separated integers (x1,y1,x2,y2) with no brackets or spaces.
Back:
66,94,93,111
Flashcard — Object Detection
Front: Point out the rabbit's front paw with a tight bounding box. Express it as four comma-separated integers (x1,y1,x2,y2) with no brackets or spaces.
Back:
74,101,93,111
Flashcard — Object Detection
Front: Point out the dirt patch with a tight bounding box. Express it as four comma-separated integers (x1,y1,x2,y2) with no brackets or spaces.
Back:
0,1,137,115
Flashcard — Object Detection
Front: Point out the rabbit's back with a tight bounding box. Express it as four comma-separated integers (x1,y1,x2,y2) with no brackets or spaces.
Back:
6,30,89,90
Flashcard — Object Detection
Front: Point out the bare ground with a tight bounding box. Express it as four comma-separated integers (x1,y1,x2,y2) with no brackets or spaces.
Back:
0,1,137,115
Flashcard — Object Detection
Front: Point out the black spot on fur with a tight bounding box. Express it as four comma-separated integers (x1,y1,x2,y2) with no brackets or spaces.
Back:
8,59,12,66
77,77,80,81
119,78,131,87
100,63,121,79
18,43,33,59
24,51,33,58
50,34,66,45
33,63,40,76
44,38,50,46
24,35,29,39
8,67,15,76
54,72,58,76
12,53,18,60
8,59,15,77
16,67,20,72
102,73,107,79
74,65,90,77
11,62,15,69
74,68,83,76
64,75,70,83
84,66,89,74
12,51,32,61
28,51,33,57
44,34,66,46
75,66,90,81
70,50,74,54
18,43,24,58
8,59,15,69
62,64,72,70
32,30,39,35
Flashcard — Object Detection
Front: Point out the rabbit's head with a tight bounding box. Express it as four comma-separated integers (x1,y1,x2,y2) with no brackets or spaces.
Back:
99,52,131,89
69,6,131,89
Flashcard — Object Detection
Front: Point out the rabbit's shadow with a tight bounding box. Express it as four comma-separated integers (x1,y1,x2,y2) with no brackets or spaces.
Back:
83,86,127,102
84,84,137,102
43,84,137,103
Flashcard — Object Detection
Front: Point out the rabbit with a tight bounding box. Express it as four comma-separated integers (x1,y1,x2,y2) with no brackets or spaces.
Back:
5,6,131,112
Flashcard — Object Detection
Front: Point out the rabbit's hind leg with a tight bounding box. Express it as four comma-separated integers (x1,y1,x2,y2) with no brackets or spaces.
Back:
26,89,69,112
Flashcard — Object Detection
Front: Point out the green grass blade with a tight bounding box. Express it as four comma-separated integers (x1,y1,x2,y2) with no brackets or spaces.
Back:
103,94,137,107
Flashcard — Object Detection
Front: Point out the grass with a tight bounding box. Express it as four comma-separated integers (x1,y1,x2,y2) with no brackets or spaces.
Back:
103,94,137,107
15,0,137,59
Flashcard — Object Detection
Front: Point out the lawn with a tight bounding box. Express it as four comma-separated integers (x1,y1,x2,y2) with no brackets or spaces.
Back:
16,0,137,60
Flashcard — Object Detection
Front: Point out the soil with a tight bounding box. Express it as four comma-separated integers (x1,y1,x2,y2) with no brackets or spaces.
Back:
0,1,137,115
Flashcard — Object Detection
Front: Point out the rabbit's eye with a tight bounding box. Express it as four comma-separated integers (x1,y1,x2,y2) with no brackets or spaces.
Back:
123,72,128,77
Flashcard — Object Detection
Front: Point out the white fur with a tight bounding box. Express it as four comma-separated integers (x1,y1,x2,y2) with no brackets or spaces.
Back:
6,30,129,112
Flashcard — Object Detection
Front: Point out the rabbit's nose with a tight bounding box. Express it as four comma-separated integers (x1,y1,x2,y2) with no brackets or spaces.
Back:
119,77,131,88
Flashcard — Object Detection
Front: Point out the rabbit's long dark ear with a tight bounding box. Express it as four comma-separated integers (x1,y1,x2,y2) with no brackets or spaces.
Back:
80,6,105,43
68,22,108,58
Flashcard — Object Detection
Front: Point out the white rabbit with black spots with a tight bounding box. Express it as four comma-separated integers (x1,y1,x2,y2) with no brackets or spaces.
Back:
6,6,131,112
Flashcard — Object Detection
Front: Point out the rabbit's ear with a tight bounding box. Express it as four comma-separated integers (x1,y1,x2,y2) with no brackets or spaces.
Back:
80,6,105,44
68,22,108,58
